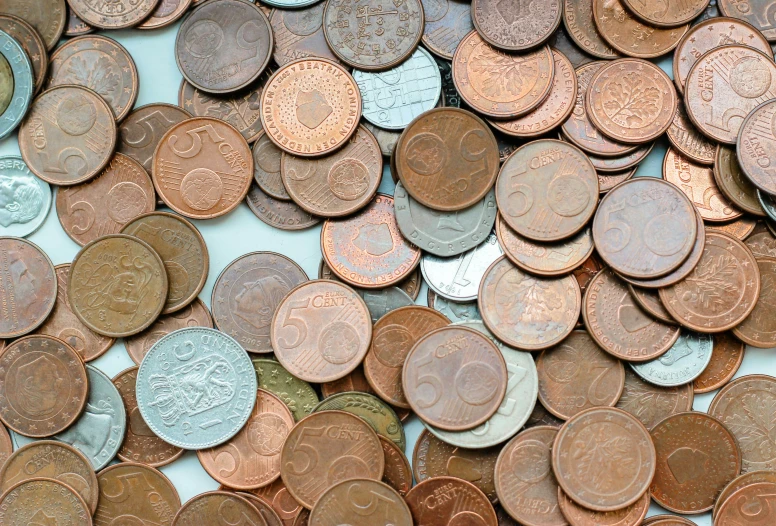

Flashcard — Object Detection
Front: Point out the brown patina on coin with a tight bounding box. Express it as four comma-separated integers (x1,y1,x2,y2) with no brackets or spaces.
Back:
405,477,497,525
558,489,650,526
720,0,776,41
738,98,776,195
310,479,412,526
247,184,320,231
364,306,449,409
321,195,421,288
173,491,267,525
593,0,688,58
0,478,91,525
270,5,341,67
65,6,93,37
95,463,181,525
138,0,193,30
746,223,776,258
693,332,744,393
0,335,88,437
524,401,565,430
650,412,741,514
319,259,421,302
708,217,757,240
247,478,304,525
0,424,10,471
714,145,765,217
553,407,656,511
713,471,776,520
583,142,653,173
659,231,760,333
732,257,776,347
598,169,637,194
56,153,156,246
716,481,776,525
421,0,473,60
19,85,117,185
453,31,554,119
153,117,253,219
280,410,384,510
536,330,625,420
68,234,168,338
616,368,693,430
627,284,676,325
113,366,184,467
0,15,47,94
119,103,191,173
622,0,709,27
562,0,620,59
68,0,156,29
260,58,361,157
319,367,415,423
0,0,66,50
380,436,411,497
666,103,716,165
253,131,290,201
471,0,561,51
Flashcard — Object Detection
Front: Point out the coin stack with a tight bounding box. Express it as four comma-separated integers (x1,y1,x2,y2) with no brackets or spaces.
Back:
0,0,776,524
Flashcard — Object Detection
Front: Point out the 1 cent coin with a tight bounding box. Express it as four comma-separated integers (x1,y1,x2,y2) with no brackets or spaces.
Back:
310,479,412,526
118,103,191,173
693,331,745,393
0,0,66,50
714,144,765,217
471,0,561,51
616,368,694,430
562,0,620,59
0,478,91,525
666,102,716,164
557,489,650,526
405,477,498,526
68,0,157,29
593,0,688,58
732,257,776,347
173,491,267,525
95,463,181,525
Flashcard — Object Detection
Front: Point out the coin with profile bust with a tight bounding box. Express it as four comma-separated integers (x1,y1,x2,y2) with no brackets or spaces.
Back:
0,157,51,238
0,478,92,526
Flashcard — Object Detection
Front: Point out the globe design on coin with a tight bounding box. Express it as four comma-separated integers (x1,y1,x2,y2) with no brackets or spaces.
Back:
730,56,772,98
455,362,500,404
320,322,360,364
107,182,147,223
185,20,223,58
405,133,447,175
180,168,224,210
512,439,552,483
548,175,590,216
284,7,321,36
57,94,96,136
328,159,369,201
248,413,289,455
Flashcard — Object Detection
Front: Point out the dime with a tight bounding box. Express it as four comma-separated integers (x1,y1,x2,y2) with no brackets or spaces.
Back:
138,0,193,30
0,478,91,525
693,331,745,393
616,368,693,430
0,157,51,238
173,491,267,525
627,285,676,325
453,32,554,118
716,481,776,524
0,15,47,95
113,366,184,467
137,327,257,449
631,330,714,387
405,477,497,525
708,216,757,240
622,0,709,27
732,257,776,346
650,412,741,514
69,0,156,28
19,85,117,185
95,463,181,524
562,0,620,59
715,145,765,216
310,479,412,526
119,103,191,173
421,0,473,60
479,256,580,350
557,487,650,526
270,4,340,67
0,0,65,50
714,471,776,519
176,0,272,94
666,103,716,165
719,0,776,40
313,392,405,450
472,0,561,51
253,358,319,422
379,437,411,497
253,131,290,201
64,6,93,36
427,289,481,323
247,184,321,230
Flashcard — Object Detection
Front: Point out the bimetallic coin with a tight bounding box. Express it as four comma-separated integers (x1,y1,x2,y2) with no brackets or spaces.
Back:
0,0,66,50
253,358,320,422
616,368,694,430
310,479,412,526
246,183,321,231
472,0,561,52
631,330,714,387
0,157,51,238
427,289,481,323
693,331,744,393
173,491,268,525
405,477,497,525
95,463,181,525
420,0,473,60
562,0,620,59
314,392,406,450
118,103,191,174
0,29,33,140
0,478,91,525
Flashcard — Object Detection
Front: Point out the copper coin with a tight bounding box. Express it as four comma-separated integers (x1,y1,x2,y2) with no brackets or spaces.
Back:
395,107,499,211
714,145,765,217
716,481,776,524
32,264,115,362
524,401,565,430
413,429,499,504
666,102,716,165
319,260,420,303
732,257,776,346
271,280,371,383
379,436,411,497
405,477,498,526
56,153,156,246
0,15,47,94
270,4,341,67
536,330,625,420
622,0,709,27
685,46,776,144
627,284,676,324
650,411,741,514
420,0,473,60
364,306,449,409
280,410,384,509
746,222,776,257
0,478,92,525
479,256,581,350
321,195,421,288
642,517,697,526
452,32,554,119
708,216,757,240
0,0,66,50
253,131,290,201
281,125,381,217
693,331,745,393
0,237,56,338
64,6,93,37
213,251,307,354
173,491,267,525
557,488,650,526
720,0,776,41
294,510,310,526
119,103,191,173
321,365,376,396
48,35,138,122
247,478,305,526
246,183,321,231
713,470,776,519
153,117,253,219
175,0,273,94
659,231,760,332
95,462,181,525
260,58,361,157
553,407,655,511
0,441,98,513
68,0,156,28
739,98,776,196
598,168,638,193
585,142,653,174
322,0,424,71
403,325,507,431
490,49,577,138
68,234,168,338
616,368,693,430
0,423,10,471
562,0,620,59
471,0,561,51
310,479,412,526
138,0,193,30
496,139,598,242
113,366,184,467
19,85,117,185
592,0,689,58
0,335,88,437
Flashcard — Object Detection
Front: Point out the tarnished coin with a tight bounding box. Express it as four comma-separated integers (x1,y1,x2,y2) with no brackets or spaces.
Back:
48,35,138,121
137,327,257,449
714,145,765,216
666,103,716,165
246,477,305,525
173,491,267,525
479,256,581,351
68,0,157,29
716,481,776,524
562,0,620,59
310,479,412,526
320,365,375,399
119,103,191,173
453,32,554,118
364,121,401,157
719,0,776,40
313,392,405,450
0,478,91,525
536,330,625,420
427,289,481,323
0,424,10,471
738,99,776,196
631,330,714,387
260,58,361,157
747,221,776,257
588,143,653,173
270,4,340,67
599,166,638,192
138,0,193,30
64,6,93,37
405,477,498,525
247,183,321,231
622,0,709,27
524,402,565,430
0,0,66,50
421,0,473,60
627,284,676,325
0,156,51,238
708,216,757,240
253,131,289,201
253,358,319,422
732,257,776,346
0,15,46,95
557,487,650,526
176,0,272,94
650,412,741,514
616,368,694,430
319,259,421,301
472,0,561,51
713,471,776,519
113,366,184,467
95,463,181,525
693,332,745,393
380,436,411,497
573,252,604,304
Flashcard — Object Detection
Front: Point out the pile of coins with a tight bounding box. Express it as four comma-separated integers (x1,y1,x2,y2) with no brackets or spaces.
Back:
1,0,776,524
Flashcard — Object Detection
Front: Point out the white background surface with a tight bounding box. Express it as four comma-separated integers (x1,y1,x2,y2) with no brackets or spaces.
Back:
0,17,767,526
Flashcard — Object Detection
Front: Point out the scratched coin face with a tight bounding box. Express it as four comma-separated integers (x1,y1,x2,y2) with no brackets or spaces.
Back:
95,463,181,525
68,0,157,29
420,0,474,60
310,479,412,526
719,0,776,40
616,368,694,431
137,327,257,450
173,491,268,525
0,0,66,50
270,4,342,67
118,103,191,173
405,477,498,525
472,0,561,51
0,478,92,526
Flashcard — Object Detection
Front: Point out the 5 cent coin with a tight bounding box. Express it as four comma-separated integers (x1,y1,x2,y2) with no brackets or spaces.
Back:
95,463,181,525
310,479,412,526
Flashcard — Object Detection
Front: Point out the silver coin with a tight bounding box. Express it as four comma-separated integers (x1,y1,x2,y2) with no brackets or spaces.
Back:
758,189,776,222
0,29,33,140
136,327,257,449
395,181,497,257
356,286,414,323
436,56,461,109
421,232,502,301
353,46,442,130
0,157,51,237
427,289,481,322
259,0,320,8
630,330,714,387
425,320,538,448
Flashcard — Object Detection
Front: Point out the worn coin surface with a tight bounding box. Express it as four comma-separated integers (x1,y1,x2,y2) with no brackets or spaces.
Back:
716,481,776,525
0,15,46,95
666,103,716,165
732,257,776,347
738,98,776,195
420,0,473,59
693,332,744,393
628,284,676,325
713,470,776,520
0,424,10,471
246,477,304,525
247,183,321,231
622,0,709,27
562,0,620,59
0,477,92,525
253,358,319,422
0,157,51,238
172,491,267,525
270,4,341,67
253,131,289,201
719,0,776,40
593,0,688,58
631,330,714,387
139,0,193,30
708,216,757,240
0,0,65,50
380,436,411,497
472,0,561,51
355,287,414,324
64,6,93,37
427,289,481,323
616,368,694,430
320,365,375,399
319,259,421,301
314,391,405,449
557,485,650,526
587,142,653,173
68,0,157,29
405,476,498,525
310,479,412,526
95,462,181,525
119,103,191,173
714,145,765,217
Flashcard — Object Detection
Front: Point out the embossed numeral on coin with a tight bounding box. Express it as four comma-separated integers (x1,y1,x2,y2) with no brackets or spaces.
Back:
219,498,266,526
277,299,309,349
123,110,179,150
601,201,631,252
285,426,323,475
101,470,159,503
346,482,393,517
170,124,227,159
38,148,87,176
412,353,443,408
63,199,94,234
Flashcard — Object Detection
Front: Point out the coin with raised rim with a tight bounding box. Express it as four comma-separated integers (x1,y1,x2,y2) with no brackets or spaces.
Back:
0,15,47,95
253,131,289,201
269,4,341,67
630,330,714,387
172,491,267,525
420,0,473,60
616,368,693,430
666,103,716,164
247,183,321,231
138,0,193,30
0,157,51,239
692,332,745,394
731,257,776,346
405,477,498,525
557,488,650,526
95,462,181,525
627,284,676,325
379,436,411,497
118,103,191,173
0,478,92,525
714,144,765,217
562,0,620,59
313,391,406,449
593,0,688,58
471,0,561,52
621,0,709,27
0,0,66,50
253,358,319,422
719,0,776,40
713,471,776,519
68,0,157,29
310,479,411,526
716,481,776,525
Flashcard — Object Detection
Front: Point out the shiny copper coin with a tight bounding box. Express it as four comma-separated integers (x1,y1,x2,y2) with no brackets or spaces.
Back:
364,306,449,409
173,491,267,525
260,58,361,157
650,411,741,514
659,231,760,332
557,489,650,526
0,335,88,437
708,216,757,240
247,478,305,526
153,117,253,219
19,85,117,185
95,462,181,525
0,15,47,94
693,332,745,393
281,125,381,217
420,0,473,60
0,0,66,50
64,6,93,37
453,32,554,118
471,0,561,51
0,424,10,472
720,0,776,40
271,280,371,383
553,407,655,511
270,5,341,67
395,107,499,211
0,237,56,338
138,0,193,30
616,368,693,430
280,410,384,510
0,478,91,525
586,142,653,173
405,477,498,526
714,145,765,217
627,284,676,324
247,183,321,231
716,481,776,525
68,0,156,29
118,103,191,174
562,0,620,59
713,470,776,519
56,153,156,246
48,35,138,121
598,168,637,194
622,0,709,27
310,479,412,526
379,436,411,497
666,102,716,165
253,131,290,201
321,195,421,288
403,325,507,431
732,257,776,346
536,330,625,420
739,98,776,195
479,256,581,350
